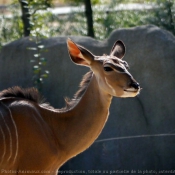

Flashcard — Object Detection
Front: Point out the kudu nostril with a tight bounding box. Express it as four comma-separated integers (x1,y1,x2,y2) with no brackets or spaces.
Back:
131,82,140,89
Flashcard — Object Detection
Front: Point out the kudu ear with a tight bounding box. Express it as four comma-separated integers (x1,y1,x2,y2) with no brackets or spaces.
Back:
110,40,125,59
67,38,95,67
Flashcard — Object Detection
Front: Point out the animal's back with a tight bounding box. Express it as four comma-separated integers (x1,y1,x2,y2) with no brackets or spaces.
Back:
0,87,59,173
0,86,43,104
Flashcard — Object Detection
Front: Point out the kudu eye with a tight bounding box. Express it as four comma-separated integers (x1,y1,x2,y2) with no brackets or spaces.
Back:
104,66,113,72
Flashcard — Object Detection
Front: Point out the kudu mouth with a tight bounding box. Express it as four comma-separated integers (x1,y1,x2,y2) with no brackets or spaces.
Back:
124,81,140,93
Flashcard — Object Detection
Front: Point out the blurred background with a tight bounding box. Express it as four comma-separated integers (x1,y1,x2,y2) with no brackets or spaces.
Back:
1,0,174,90
0,0,174,47
0,0,175,174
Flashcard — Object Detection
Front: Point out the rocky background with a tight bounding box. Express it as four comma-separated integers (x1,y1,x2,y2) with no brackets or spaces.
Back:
0,25,175,174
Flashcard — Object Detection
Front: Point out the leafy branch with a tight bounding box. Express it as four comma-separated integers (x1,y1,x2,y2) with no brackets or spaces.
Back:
24,0,51,92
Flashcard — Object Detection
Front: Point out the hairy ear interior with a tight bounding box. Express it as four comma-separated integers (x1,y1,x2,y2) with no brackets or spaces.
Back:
67,38,94,67
110,40,125,59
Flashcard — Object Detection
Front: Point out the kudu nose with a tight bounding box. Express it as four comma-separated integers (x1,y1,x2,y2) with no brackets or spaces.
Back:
131,81,140,89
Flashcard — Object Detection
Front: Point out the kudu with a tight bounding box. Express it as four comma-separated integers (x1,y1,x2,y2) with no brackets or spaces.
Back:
0,39,140,174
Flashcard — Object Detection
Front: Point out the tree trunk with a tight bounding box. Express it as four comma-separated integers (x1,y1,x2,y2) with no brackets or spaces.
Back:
19,0,31,37
84,0,95,38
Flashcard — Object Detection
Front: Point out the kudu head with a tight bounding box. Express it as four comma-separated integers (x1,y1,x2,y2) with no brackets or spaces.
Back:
67,38,140,98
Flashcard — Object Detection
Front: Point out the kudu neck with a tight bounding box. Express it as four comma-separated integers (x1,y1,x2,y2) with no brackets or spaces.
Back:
47,73,112,163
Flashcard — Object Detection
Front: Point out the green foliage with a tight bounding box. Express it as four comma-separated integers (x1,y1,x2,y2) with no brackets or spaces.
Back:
43,0,154,40
28,37,49,92
27,0,52,15
26,0,51,92
93,4,149,39
1,0,174,44
0,0,51,91
147,0,175,35
0,3,23,48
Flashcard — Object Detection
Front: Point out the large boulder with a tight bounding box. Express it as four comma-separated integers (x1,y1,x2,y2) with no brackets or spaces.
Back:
0,25,175,174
